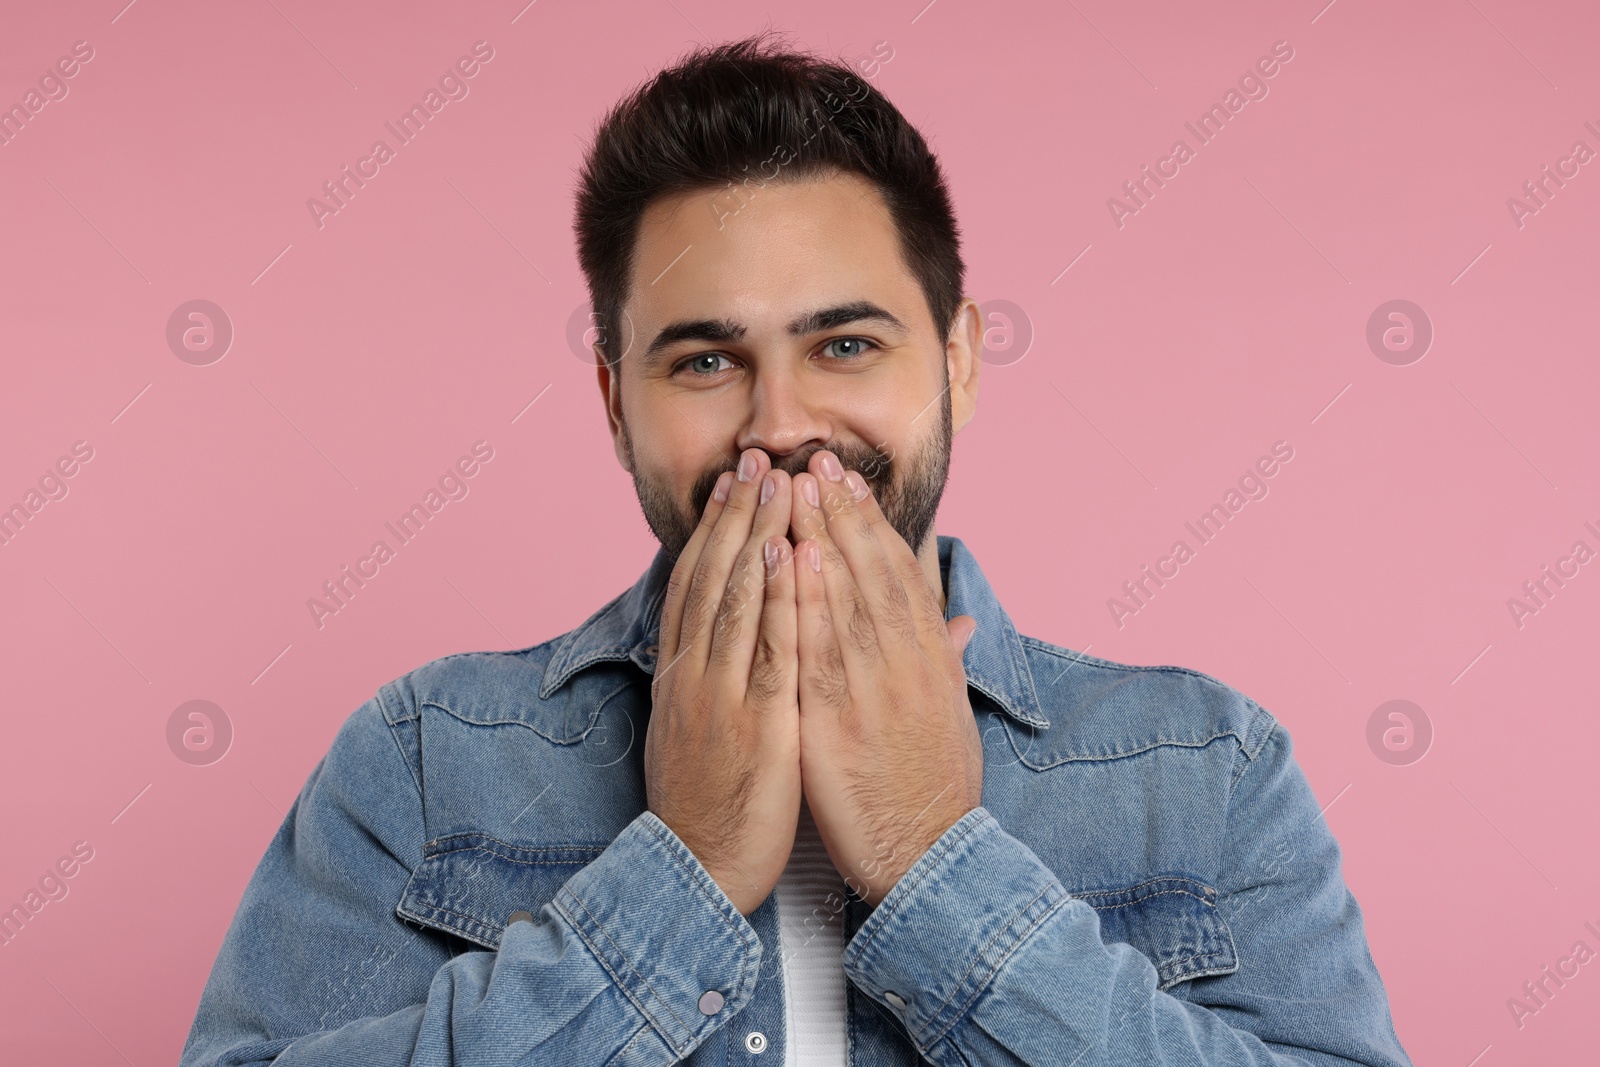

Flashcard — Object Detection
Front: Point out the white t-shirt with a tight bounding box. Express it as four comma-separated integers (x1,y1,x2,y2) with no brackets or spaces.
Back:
773,799,849,1065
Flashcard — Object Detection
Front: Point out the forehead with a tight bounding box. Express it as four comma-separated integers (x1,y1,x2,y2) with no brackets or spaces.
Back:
626,171,925,330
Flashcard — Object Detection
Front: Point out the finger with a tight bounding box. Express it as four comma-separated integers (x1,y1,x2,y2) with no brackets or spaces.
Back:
748,530,798,716
948,615,979,660
714,466,794,681
843,468,947,638
679,449,770,674
842,469,964,686
791,471,879,689
793,537,852,722
657,468,735,672
809,452,917,647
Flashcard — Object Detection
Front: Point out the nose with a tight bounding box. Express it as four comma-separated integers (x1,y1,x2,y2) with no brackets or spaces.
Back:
734,362,831,468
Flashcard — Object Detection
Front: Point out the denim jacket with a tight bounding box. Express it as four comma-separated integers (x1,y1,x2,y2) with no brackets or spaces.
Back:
180,535,1411,1066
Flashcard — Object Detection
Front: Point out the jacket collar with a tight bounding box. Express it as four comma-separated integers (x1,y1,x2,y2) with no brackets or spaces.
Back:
538,534,1049,729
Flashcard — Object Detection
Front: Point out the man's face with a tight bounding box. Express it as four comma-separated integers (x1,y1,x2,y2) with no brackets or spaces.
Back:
599,170,975,566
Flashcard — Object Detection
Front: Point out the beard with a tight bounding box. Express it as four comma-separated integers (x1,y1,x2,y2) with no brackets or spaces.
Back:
624,382,953,569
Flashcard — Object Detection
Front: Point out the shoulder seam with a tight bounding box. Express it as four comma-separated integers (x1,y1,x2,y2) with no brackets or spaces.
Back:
371,685,425,803
1231,699,1282,784
1019,636,1249,691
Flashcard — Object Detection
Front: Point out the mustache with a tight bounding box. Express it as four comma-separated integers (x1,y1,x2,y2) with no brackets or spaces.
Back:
688,444,893,517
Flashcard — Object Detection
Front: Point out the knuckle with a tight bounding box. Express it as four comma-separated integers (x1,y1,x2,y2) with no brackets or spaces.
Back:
747,632,787,707
680,579,709,640
836,705,867,747
872,560,917,641
719,488,752,520
707,565,757,666
689,683,715,721
794,511,825,540
846,595,878,655
814,642,850,709
709,601,742,666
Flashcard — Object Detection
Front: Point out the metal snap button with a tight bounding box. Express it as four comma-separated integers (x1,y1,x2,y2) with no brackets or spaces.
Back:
743,1031,768,1053
884,990,906,1009
698,989,725,1015
506,910,534,925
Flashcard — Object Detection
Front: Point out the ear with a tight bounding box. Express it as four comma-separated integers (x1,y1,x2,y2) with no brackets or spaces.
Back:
945,297,982,435
595,351,632,473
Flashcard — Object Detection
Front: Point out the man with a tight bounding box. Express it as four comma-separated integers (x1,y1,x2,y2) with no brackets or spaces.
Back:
181,32,1411,1067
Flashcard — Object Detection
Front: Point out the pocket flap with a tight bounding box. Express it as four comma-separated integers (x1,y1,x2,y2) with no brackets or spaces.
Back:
1075,875,1239,990
395,833,606,950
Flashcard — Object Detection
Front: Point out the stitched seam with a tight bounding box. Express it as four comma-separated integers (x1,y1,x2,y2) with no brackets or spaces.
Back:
603,1023,655,1067
419,675,633,741
408,901,512,930
408,644,556,680
381,713,425,807
1078,889,1212,911
1232,707,1279,784
375,682,416,726
1025,732,1247,767
1071,875,1216,899
1159,961,1238,991
546,815,759,1050
555,888,695,1051
547,645,638,695
1018,639,1274,761
924,888,1070,1048
1020,639,1236,686
424,850,602,864
552,893,686,1055
637,816,759,952
423,838,607,860
850,813,988,962
1238,697,1279,761
923,880,1060,1026
559,888,693,1034
967,675,1047,728
1158,949,1231,968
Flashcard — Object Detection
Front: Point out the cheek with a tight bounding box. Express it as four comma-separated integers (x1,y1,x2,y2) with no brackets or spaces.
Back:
633,419,728,506
831,377,913,453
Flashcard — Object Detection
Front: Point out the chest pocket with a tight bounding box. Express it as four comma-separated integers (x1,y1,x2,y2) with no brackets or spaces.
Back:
394,833,606,950
1075,876,1239,991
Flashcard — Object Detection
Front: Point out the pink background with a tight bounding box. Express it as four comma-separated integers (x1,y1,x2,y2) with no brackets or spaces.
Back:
3,0,1597,1062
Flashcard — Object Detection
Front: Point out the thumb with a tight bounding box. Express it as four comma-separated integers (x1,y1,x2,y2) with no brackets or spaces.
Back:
947,615,979,659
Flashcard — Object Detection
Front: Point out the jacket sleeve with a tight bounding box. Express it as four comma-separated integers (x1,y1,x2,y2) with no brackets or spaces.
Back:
178,694,764,1067
839,718,1413,1067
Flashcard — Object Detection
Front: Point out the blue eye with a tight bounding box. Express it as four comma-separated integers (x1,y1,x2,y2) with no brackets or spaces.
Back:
822,337,877,359
671,338,878,377
675,353,734,376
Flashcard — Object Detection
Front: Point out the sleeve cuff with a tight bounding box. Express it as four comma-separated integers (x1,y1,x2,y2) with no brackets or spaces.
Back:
841,806,1069,1048
551,809,764,1055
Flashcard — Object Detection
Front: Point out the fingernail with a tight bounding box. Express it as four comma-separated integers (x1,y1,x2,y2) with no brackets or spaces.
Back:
764,539,779,578
802,477,819,507
808,542,821,572
713,472,731,502
819,452,843,481
760,472,776,505
737,451,759,482
845,471,868,500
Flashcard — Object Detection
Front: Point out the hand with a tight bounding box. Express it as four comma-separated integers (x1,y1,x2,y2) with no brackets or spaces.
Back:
788,449,984,908
644,447,802,915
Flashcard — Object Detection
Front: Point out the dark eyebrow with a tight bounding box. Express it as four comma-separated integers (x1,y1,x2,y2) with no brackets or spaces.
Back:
638,301,910,370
